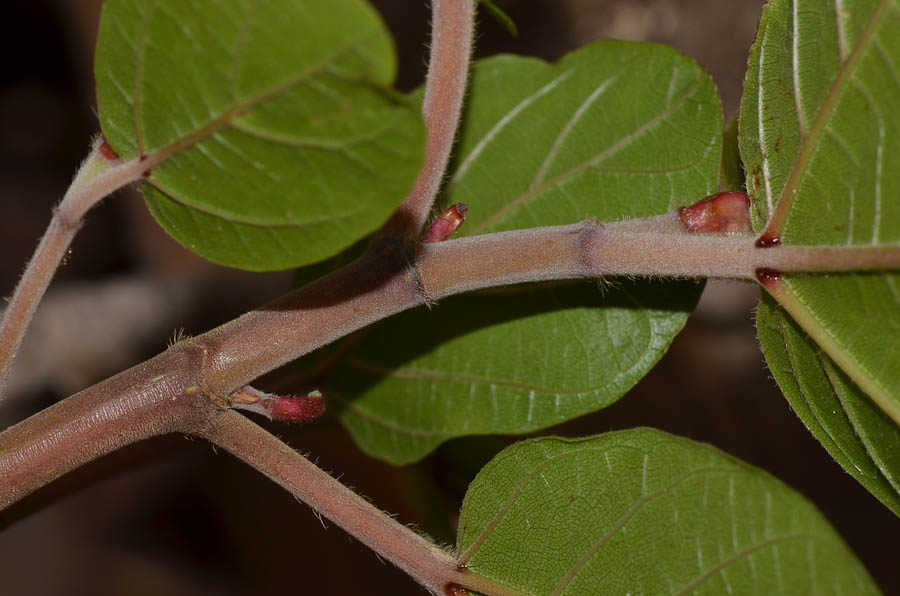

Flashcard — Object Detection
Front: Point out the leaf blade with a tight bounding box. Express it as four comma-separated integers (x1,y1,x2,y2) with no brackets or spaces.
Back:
332,280,700,464
456,429,881,595
756,297,900,515
739,0,900,510
95,0,425,270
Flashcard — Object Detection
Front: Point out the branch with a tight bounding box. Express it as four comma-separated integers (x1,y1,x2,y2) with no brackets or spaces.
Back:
197,218,900,397
197,410,461,595
4,215,898,503
0,140,147,402
377,0,476,243
2,213,898,592
0,362,525,596
0,342,210,508
201,410,532,596
0,111,255,405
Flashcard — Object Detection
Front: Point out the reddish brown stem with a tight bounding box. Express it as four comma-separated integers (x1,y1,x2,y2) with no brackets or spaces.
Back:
1,216,898,592
0,144,149,403
0,128,200,406
3,217,898,508
197,410,462,595
378,0,476,242
0,344,210,509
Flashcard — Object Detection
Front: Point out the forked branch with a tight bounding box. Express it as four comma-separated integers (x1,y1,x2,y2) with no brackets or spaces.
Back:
0,0,475,408
1,211,898,593
3,214,898,503
2,2,899,593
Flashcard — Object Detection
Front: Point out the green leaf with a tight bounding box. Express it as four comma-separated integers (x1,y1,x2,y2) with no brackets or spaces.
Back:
331,280,700,464
456,429,881,595
757,297,900,515
451,42,722,234
739,0,900,507
328,41,723,464
95,0,425,270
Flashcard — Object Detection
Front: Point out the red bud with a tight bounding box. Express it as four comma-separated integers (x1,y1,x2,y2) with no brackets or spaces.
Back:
229,388,325,423
271,394,325,422
424,203,469,242
98,140,119,161
678,191,750,235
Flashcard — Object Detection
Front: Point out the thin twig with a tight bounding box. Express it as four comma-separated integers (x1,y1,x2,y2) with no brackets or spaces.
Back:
198,410,465,595
0,143,147,402
377,0,476,243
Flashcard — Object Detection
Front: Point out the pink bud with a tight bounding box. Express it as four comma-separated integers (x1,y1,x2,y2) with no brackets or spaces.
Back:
98,140,119,161
271,393,325,422
424,203,469,242
678,191,750,235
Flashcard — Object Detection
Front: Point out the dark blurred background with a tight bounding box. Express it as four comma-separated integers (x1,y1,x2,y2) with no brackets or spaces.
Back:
2,1,898,594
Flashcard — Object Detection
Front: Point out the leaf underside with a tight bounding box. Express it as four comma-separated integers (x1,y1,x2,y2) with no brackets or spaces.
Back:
456,429,881,595
739,0,900,512
757,297,900,515
330,41,723,464
95,0,425,270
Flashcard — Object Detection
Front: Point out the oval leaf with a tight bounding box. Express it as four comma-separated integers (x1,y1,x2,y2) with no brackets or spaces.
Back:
95,0,425,270
329,41,722,464
331,280,699,464
456,429,881,595
739,0,900,507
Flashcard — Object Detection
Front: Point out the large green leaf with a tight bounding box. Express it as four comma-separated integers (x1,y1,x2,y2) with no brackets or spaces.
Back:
757,297,900,515
450,42,721,233
95,0,424,270
329,41,723,464
456,429,881,595
331,280,700,464
739,0,900,508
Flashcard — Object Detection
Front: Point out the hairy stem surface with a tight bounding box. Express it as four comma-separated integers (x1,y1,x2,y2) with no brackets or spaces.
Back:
3,216,898,508
1,218,898,593
0,143,150,403
199,410,464,595
378,0,475,242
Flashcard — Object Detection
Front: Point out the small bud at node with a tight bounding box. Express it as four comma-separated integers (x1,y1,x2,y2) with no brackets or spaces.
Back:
98,140,120,161
678,192,751,235
424,203,469,242
228,387,325,423
271,393,325,422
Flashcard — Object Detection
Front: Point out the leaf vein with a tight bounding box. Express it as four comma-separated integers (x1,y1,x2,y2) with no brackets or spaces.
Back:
451,69,574,186
471,78,703,234
147,176,364,228
550,467,737,595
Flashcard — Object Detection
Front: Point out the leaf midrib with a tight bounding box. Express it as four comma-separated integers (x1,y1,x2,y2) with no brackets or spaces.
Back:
346,356,633,396
761,0,893,239
134,22,377,169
